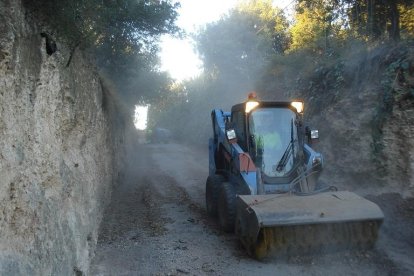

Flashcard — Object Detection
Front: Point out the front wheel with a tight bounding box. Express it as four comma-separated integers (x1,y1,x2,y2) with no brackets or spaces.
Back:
218,182,237,232
205,175,225,217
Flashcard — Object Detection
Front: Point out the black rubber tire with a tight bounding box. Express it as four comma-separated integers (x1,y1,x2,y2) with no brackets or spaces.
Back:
218,182,237,233
205,175,225,217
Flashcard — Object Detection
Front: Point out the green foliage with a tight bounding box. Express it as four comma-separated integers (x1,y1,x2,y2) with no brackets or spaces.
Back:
290,0,414,50
359,43,414,168
290,0,341,51
196,0,289,82
151,0,292,143
24,0,180,110
26,0,179,50
151,0,414,146
148,76,218,143
400,4,414,38
381,47,414,105
237,0,290,53
197,13,265,83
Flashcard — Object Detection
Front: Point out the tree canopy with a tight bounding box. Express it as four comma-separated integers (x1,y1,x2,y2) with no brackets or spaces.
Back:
25,0,181,107
25,0,414,127
196,0,289,86
290,0,414,50
151,0,413,143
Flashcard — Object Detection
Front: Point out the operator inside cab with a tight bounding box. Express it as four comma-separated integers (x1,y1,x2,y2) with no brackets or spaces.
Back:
246,94,298,178
250,112,283,151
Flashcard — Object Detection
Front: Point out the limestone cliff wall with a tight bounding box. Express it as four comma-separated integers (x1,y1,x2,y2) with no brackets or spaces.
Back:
0,0,124,274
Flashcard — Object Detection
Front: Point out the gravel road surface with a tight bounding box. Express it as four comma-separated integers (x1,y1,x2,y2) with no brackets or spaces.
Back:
90,143,414,276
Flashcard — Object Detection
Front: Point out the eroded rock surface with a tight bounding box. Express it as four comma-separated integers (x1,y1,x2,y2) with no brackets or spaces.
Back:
0,0,124,274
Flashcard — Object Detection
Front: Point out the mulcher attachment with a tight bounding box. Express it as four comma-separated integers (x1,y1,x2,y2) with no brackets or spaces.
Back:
235,191,384,259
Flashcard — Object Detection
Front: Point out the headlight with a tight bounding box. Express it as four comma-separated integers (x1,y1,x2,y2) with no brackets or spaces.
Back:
245,101,259,113
291,101,304,113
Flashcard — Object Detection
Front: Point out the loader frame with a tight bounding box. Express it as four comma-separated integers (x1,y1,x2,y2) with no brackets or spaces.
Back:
208,102,323,196
206,99,384,259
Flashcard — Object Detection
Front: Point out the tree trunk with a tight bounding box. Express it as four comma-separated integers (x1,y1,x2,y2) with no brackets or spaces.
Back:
388,1,401,41
367,0,374,38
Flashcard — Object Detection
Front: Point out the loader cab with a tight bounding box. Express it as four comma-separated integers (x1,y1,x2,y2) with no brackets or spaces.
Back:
231,101,304,182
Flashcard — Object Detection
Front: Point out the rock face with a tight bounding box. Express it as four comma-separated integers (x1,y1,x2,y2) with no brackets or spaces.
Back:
381,100,414,196
0,0,124,274
306,46,414,197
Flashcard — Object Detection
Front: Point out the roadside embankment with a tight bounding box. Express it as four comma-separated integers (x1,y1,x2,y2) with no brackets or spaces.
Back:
0,0,129,274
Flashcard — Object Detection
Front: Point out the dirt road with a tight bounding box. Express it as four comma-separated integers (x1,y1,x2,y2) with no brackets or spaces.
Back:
90,143,414,275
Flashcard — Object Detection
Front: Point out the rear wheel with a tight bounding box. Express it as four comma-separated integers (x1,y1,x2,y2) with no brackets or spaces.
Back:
218,182,237,232
205,175,225,217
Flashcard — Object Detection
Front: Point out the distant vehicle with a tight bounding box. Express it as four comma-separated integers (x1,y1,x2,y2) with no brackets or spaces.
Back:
206,93,384,259
152,127,172,143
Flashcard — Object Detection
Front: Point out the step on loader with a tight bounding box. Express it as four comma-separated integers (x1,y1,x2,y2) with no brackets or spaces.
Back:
206,93,384,259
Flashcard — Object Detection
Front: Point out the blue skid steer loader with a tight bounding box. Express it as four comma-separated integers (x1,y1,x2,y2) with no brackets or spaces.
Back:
206,94,384,259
